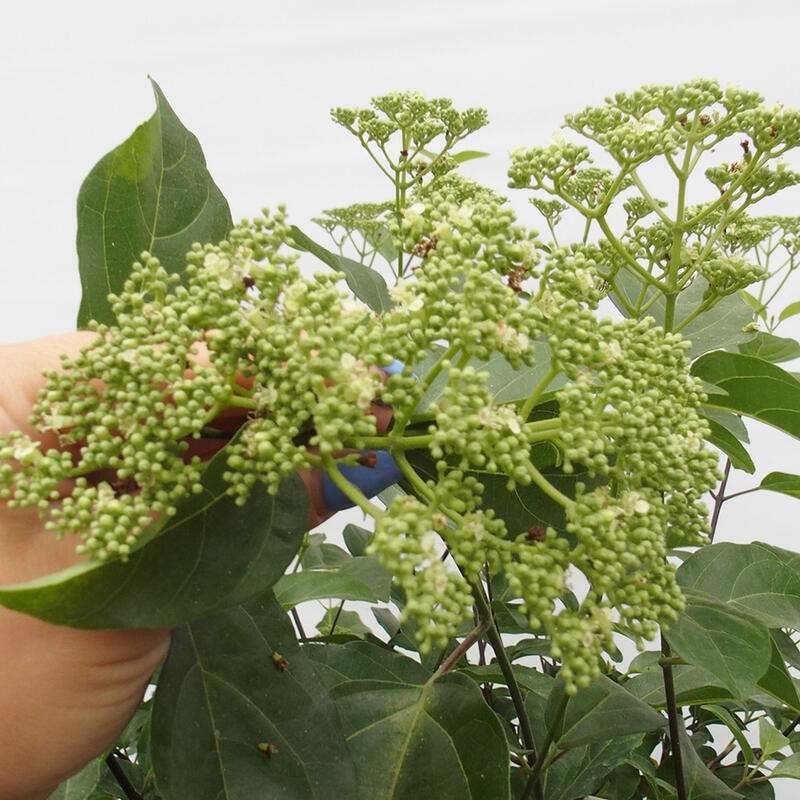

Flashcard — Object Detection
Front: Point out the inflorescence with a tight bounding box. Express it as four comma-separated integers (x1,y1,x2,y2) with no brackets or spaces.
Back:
5,80,785,689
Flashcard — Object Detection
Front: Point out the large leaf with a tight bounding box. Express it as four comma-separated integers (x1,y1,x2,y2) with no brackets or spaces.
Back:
0,449,308,628
677,542,800,631
77,79,232,327
692,351,800,439
542,733,645,800
304,640,431,687
150,592,356,800
665,589,772,697
289,225,393,312
332,672,509,800
550,675,666,749
738,331,800,363
46,758,103,800
273,557,392,608
609,271,754,357
671,725,745,800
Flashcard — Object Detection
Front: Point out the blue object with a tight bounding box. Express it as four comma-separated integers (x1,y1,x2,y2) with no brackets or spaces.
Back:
322,450,403,511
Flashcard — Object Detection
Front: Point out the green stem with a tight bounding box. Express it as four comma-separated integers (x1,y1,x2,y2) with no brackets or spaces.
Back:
320,452,386,520
519,364,560,421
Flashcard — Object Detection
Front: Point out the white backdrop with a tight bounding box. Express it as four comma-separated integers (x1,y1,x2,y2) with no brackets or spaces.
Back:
3,1,800,794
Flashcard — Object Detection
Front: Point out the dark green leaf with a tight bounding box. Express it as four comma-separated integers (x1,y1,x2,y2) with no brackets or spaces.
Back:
304,640,430,688
542,733,644,800
316,607,372,638
343,523,373,557
46,758,103,800
738,331,800,362
289,225,393,312
300,537,352,569
678,542,800,631
701,414,755,472
150,592,356,799
692,351,800,439
333,673,509,800
760,470,800,499
77,79,232,327
273,557,392,608
625,662,734,708
457,663,555,698
0,450,308,628
665,589,771,697
552,675,666,749
674,725,744,800
755,637,800,711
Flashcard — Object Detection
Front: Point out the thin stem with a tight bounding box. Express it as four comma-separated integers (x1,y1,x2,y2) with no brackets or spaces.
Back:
436,622,488,674
661,634,688,800
470,579,543,800
519,365,561,421
708,457,731,543
105,752,143,800
320,452,386,520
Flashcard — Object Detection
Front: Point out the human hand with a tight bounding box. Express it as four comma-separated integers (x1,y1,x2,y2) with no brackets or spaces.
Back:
0,333,400,798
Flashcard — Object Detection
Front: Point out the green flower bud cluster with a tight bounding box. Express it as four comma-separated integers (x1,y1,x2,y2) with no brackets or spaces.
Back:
0,208,405,558
369,492,475,654
428,365,533,488
331,92,488,191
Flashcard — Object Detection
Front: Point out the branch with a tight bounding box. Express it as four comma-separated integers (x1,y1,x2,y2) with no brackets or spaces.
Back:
661,635,688,800
105,752,143,800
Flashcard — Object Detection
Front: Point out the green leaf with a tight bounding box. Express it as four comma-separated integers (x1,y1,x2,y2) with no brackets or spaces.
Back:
76,78,232,327
738,331,800,362
759,717,790,757
552,675,666,749
343,523,373,556
702,414,755,472
542,733,645,800
332,672,510,800
760,470,800,498
304,640,430,687
0,449,308,628
46,758,103,800
451,149,490,163
274,557,392,608
674,282,756,359
756,637,800,711
673,725,745,800
779,300,800,323
665,589,772,698
150,592,357,800
609,271,755,357
677,542,800,631
771,751,800,778
289,225,393,312
703,704,755,765
412,343,565,417
692,351,800,439
625,660,735,708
